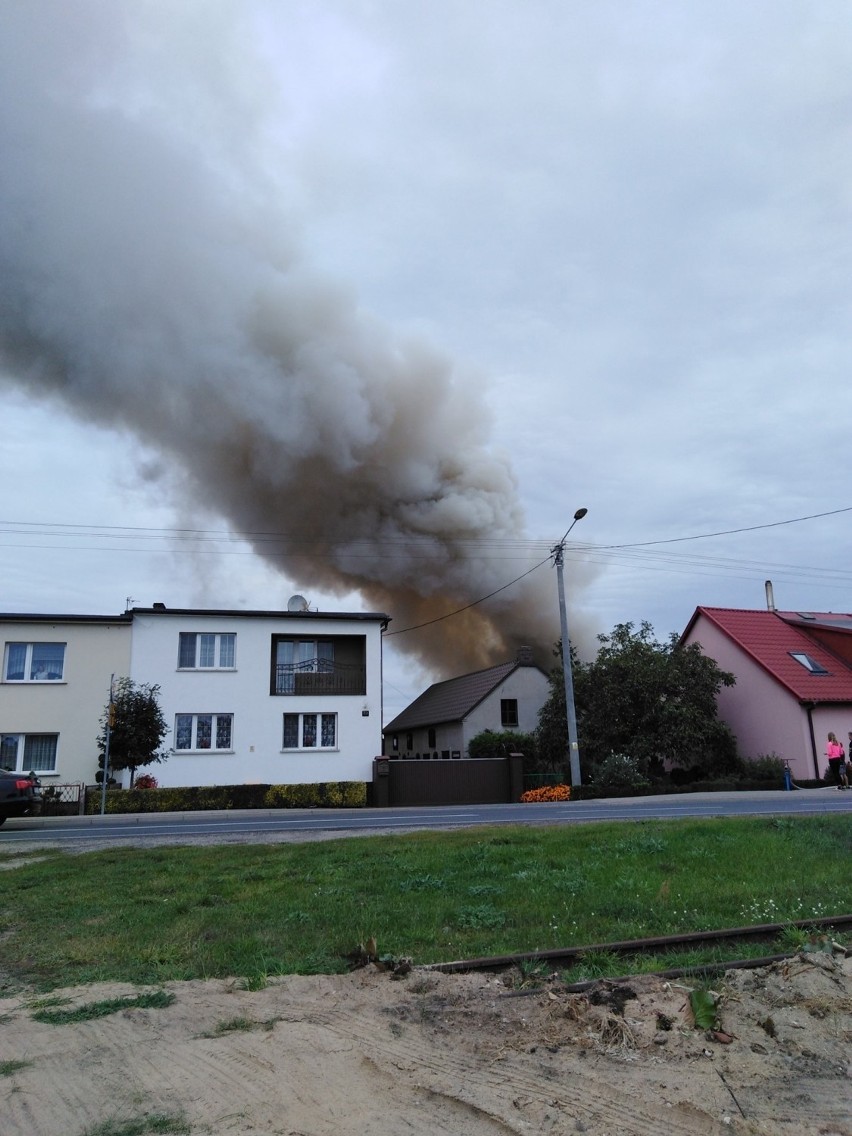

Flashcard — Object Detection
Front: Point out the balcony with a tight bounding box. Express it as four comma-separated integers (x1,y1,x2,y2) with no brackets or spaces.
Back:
273,662,366,696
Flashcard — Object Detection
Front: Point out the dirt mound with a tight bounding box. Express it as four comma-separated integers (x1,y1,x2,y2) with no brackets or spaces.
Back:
2,952,850,1135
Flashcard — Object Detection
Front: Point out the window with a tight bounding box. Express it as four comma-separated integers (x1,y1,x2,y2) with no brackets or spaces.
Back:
789,652,829,674
271,635,366,695
3,643,65,682
177,633,235,670
282,712,337,750
0,734,58,772
427,727,437,749
175,714,233,751
406,732,413,751
500,698,519,728
273,639,334,693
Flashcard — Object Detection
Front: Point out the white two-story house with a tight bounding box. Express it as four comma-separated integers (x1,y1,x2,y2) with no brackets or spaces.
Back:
130,604,389,787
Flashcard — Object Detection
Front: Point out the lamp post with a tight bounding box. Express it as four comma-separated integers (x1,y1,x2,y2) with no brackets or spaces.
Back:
552,508,587,786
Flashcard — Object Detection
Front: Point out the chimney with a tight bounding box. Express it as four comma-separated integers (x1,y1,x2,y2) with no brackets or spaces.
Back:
765,581,775,612
516,645,534,666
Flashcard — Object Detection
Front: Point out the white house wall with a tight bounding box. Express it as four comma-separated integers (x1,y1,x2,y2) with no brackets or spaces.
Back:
0,620,131,785
129,612,384,787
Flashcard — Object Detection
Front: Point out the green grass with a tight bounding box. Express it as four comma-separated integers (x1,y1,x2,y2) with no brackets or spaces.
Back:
0,1059,32,1077
30,990,175,1024
81,1114,190,1136
199,1014,278,1038
0,816,849,992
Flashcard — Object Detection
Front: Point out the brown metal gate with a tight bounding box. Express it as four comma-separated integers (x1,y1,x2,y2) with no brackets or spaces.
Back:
371,755,523,807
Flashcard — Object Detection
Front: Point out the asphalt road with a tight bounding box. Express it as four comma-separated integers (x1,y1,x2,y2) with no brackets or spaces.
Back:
1,787,850,851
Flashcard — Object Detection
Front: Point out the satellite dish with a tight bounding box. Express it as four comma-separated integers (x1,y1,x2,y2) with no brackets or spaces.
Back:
287,594,309,612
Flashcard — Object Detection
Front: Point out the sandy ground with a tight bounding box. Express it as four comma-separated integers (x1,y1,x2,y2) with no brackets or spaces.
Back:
2,951,850,1136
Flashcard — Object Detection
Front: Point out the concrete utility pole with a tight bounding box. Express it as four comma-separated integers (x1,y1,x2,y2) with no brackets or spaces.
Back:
552,508,587,786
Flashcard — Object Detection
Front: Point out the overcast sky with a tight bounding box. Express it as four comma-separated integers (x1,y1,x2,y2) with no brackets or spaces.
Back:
1,1,850,719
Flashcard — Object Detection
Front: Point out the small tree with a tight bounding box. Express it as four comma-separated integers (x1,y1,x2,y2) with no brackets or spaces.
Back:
536,622,738,781
97,678,171,787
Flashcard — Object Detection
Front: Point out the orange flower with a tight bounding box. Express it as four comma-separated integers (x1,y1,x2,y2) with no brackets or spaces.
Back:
520,784,571,802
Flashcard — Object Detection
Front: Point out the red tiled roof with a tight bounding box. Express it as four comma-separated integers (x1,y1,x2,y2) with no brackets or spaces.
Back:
384,660,520,732
685,607,852,702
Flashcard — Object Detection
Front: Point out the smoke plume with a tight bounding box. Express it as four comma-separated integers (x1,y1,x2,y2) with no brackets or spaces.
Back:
0,1,560,674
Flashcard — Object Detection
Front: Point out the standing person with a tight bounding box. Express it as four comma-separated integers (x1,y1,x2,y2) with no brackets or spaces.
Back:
826,733,846,789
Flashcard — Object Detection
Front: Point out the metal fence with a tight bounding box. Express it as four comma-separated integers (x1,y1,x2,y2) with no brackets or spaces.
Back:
372,754,524,807
39,782,86,816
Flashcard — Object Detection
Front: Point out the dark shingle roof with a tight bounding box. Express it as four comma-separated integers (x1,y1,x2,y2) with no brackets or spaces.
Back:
384,660,520,732
686,607,852,702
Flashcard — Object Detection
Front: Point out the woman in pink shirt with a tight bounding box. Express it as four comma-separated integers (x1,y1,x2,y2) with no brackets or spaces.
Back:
825,733,847,789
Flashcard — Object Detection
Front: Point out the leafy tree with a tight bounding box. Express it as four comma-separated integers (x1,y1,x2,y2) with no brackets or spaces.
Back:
97,678,171,787
536,622,738,782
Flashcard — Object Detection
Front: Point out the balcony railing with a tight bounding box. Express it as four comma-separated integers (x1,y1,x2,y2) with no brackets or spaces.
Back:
273,662,366,696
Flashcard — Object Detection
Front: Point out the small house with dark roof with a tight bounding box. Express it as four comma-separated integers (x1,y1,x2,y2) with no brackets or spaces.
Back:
382,647,549,760
681,606,852,780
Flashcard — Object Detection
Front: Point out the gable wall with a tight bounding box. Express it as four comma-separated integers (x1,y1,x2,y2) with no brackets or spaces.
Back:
462,668,549,751
684,616,817,779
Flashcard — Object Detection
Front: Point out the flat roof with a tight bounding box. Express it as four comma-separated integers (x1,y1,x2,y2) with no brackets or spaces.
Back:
131,607,390,622
0,608,390,624
0,613,132,624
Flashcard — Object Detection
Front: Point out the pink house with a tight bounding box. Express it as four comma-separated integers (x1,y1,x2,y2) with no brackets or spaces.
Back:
681,606,852,781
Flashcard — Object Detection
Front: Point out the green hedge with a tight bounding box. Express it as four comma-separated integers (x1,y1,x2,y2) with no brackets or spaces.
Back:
85,782,367,814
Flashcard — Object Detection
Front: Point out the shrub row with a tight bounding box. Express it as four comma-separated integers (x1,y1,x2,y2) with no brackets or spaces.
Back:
85,781,367,814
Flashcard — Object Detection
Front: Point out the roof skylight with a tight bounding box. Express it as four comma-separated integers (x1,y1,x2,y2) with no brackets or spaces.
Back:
789,652,829,674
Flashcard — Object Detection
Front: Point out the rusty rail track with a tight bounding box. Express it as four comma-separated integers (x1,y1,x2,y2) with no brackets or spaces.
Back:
424,912,852,976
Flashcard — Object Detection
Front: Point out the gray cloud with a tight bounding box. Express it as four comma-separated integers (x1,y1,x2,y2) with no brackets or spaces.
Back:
0,0,563,674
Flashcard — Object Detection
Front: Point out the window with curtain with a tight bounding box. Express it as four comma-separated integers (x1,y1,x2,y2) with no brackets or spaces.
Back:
174,713,233,751
3,643,65,682
0,733,58,772
281,713,337,750
177,633,236,669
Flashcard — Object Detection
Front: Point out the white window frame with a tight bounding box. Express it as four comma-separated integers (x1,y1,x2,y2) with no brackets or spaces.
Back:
0,733,59,773
177,633,236,670
282,712,338,751
3,642,66,683
174,713,234,753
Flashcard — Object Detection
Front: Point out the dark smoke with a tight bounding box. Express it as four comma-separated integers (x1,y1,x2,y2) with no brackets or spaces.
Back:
0,1,562,674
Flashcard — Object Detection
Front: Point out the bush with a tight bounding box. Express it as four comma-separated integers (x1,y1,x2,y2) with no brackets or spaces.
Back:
265,782,367,809
747,753,786,782
591,753,651,789
133,773,159,790
467,730,536,760
86,781,367,814
520,784,571,802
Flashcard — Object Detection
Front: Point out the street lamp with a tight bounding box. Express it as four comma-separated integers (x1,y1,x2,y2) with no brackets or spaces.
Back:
552,507,587,786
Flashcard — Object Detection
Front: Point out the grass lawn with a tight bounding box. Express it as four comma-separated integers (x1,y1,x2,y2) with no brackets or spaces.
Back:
1,815,850,992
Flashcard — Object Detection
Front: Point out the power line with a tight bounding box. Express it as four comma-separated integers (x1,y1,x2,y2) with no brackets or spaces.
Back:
383,554,549,636
603,505,852,549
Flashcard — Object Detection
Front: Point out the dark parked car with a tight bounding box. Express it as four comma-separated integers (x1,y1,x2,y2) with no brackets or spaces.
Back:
0,768,42,824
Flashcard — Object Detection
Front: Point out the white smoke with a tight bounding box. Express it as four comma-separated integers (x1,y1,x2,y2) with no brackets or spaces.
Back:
0,0,560,673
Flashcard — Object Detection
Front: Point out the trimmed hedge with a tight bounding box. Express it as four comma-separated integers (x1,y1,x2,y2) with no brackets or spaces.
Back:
85,781,367,814
570,777,788,801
